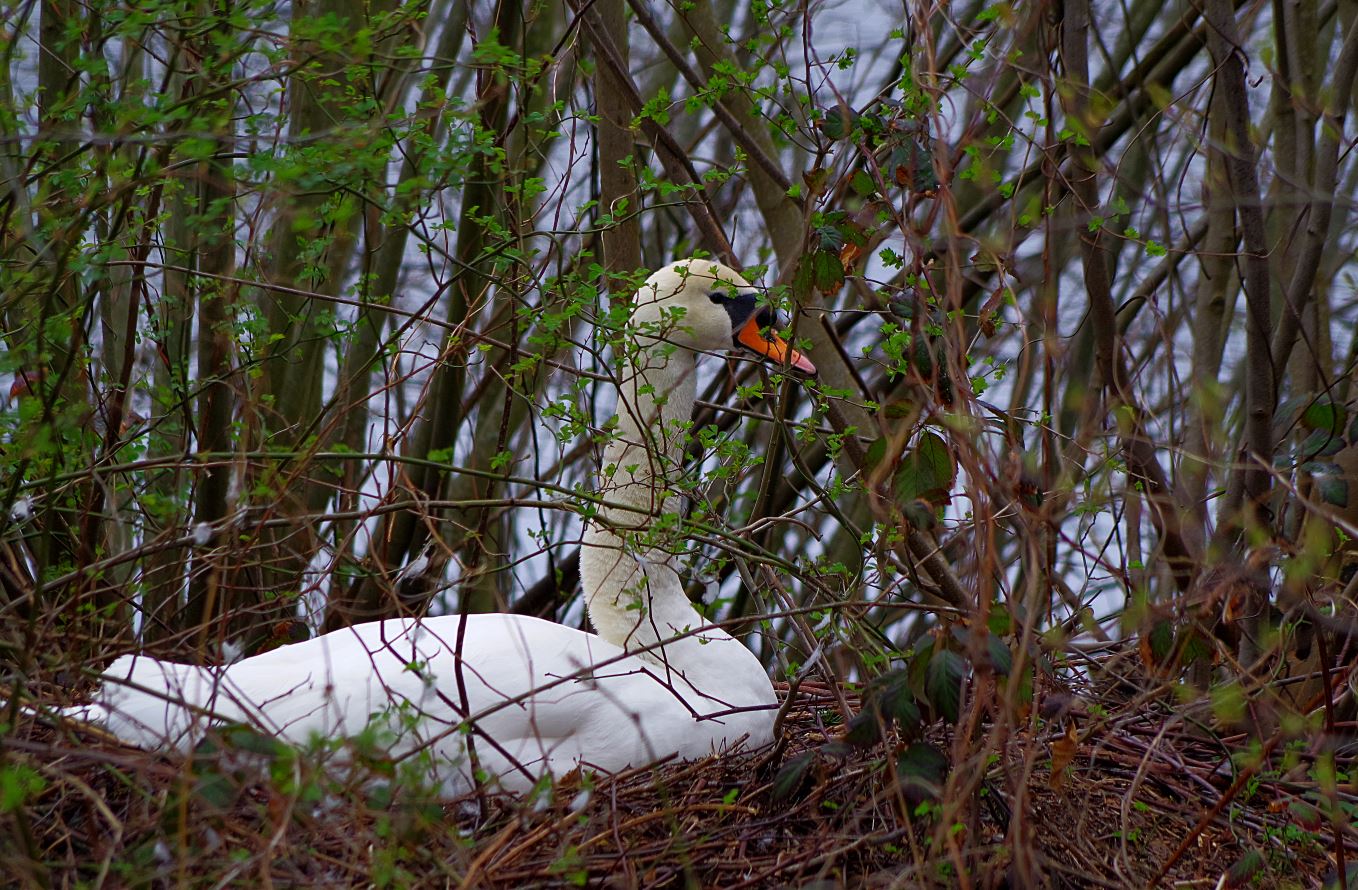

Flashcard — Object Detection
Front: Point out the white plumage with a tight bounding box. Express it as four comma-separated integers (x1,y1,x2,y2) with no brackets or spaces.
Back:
88,259,814,797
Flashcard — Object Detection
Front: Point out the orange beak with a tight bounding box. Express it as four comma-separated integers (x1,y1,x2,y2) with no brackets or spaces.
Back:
735,315,816,374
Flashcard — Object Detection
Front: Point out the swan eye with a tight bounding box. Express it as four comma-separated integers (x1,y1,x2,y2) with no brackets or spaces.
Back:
705,289,761,333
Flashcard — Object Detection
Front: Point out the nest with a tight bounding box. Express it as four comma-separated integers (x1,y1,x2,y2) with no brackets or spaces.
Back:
0,675,1345,887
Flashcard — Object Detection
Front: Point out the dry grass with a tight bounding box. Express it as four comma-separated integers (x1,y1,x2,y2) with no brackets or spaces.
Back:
1,661,1346,889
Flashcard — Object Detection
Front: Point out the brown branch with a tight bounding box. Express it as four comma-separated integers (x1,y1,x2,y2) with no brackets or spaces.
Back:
595,0,643,276
1057,0,1200,590
567,0,735,263
1204,0,1277,535
1270,12,1358,372
625,0,795,197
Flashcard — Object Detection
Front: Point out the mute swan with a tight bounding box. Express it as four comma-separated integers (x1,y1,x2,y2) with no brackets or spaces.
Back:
84,259,815,797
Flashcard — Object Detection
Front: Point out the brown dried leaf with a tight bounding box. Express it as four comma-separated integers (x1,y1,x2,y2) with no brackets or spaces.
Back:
839,241,863,269
1048,722,1078,790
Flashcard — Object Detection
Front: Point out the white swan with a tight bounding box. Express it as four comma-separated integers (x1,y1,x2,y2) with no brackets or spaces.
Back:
86,259,815,797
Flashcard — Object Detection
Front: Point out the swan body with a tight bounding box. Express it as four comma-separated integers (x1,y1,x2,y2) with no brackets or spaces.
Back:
86,259,814,797
93,614,772,796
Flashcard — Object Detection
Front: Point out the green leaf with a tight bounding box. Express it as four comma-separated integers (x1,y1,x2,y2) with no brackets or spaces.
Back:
815,221,847,253
222,725,289,759
1301,428,1344,460
868,668,922,734
898,741,948,782
1180,628,1214,668
883,399,915,419
1302,397,1346,434
894,430,955,506
925,648,966,723
888,137,938,192
900,499,938,530
812,250,845,294
1224,848,1264,888
819,109,859,140
819,740,854,758
909,336,934,378
906,638,934,699
1144,618,1176,665
850,170,877,196
1326,865,1358,890
1304,463,1350,508
985,633,1013,676
888,291,916,320
771,751,816,802
865,436,889,471
845,710,884,746
634,86,672,126
365,782,395,809
1210,682,1246,725
1288,799,1322,830
897,742,948,805
193,770,237,809
0,764,46,813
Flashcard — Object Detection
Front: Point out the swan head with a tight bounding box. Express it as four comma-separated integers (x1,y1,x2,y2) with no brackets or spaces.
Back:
630,259,816,374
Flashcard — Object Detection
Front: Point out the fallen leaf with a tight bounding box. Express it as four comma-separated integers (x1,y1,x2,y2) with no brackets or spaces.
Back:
1049,722,1078,790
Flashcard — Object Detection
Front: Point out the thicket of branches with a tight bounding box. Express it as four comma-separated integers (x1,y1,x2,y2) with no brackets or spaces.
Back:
5,0,1358,884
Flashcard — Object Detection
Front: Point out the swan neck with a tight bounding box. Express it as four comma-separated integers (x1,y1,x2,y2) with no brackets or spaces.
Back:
604,353,695,504
581,348,721,656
